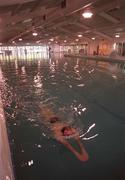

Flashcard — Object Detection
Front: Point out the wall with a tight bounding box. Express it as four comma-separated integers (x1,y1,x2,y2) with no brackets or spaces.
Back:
88,39,113,56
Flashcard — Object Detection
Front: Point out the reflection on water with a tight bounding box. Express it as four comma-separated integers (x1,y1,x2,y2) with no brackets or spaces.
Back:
0,56,125,180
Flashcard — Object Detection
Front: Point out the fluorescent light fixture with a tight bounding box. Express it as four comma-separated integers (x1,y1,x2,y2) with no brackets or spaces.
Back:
12,41,15,43
82,11,93,18
19,38,22,41
32,32,38,36
75,39,79,41
115,34,120,38
23,18,32,23
50,38,54,41
78,34,83,37
92,37,95,40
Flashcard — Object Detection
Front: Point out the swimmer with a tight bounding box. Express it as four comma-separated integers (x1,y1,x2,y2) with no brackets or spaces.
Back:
40,106,89,162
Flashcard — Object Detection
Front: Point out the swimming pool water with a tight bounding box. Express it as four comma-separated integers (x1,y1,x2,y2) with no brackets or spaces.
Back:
0,56,125,180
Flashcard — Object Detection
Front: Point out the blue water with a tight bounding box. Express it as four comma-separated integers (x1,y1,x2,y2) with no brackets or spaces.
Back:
0,56,125,180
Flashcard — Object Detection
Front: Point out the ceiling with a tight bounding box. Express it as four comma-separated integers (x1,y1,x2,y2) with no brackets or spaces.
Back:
0,0,125,44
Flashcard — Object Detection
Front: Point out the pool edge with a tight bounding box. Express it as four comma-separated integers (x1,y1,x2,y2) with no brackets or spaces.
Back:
0,95,15,180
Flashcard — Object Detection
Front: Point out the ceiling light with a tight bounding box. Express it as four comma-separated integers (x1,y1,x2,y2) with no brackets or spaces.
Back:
82,10,93,18
23,18,32,23
19,38,22,41
11,22,15,25
32,32,38,36
85,30,91,33
75,39,79,41
50,38,54,41
78,34,82,37
115,34,120,38
92,37,95,40
64,40,67,43
36,40,40,43
12,41,15,43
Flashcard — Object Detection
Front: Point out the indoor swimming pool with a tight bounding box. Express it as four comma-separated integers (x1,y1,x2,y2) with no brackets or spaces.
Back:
0,55,125,180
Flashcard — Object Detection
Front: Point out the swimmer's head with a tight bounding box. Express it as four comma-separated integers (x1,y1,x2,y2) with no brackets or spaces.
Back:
61,126,75,136
50,116,59,123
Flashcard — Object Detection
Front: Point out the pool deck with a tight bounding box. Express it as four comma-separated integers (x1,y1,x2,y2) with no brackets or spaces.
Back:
0,95,15,180
64,54,125,64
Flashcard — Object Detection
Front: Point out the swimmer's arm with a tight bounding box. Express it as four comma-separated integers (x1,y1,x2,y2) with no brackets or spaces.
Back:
74,136,89,160
58,136,89,162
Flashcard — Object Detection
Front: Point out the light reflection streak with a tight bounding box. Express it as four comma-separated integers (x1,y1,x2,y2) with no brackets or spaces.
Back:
77,84,85,87
83,134,99,140
112,75,117,79
21,66,27,83
42,132,46,137
37,144,42,148
80,123,97,139
80,123,95,137
28,160,34,166
63,62,68,71
72,103,87,116
34,74,43,88
14,60,19,75
82,108,86,112
49,61,56,73
21,66,26,75
37,60,41,71
88,68,94,74
21,149,24,153
74,60,83,81
0,67,4,82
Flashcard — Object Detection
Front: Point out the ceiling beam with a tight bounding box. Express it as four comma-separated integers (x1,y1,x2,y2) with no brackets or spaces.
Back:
74,22,90,30
58,26,91,41
65,0,98,15
99,11,120,24
11,4,23,16
58,27,73,35
46,16,76,29
72,21,113,40
94,31,112,40
95,0,125,14
8,0,117,42
30,0,42,12
47,20,69,29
